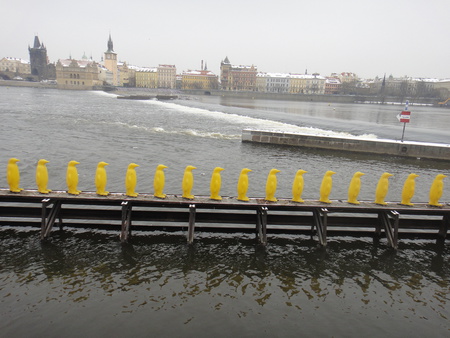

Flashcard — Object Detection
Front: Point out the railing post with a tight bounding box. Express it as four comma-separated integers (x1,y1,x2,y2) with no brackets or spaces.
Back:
313,208,328,246
256,206,268,245
40,199,62,241
187,204,196,244
439,214,449,238
120,201,132,243
378,210,399,249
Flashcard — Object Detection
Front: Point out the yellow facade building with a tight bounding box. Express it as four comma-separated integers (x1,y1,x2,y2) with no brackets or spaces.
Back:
55,59,103,90
290,74,325,94
181,69,218,90
135,67,158,88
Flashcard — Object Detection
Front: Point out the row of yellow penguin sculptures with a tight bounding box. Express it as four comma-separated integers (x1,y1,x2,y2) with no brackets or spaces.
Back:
5,158,448,206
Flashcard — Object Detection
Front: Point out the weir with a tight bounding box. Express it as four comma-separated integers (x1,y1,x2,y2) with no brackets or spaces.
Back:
1,189,448,249
242,129,450,161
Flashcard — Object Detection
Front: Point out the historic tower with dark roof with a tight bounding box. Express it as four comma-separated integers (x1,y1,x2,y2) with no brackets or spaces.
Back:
104,34,118,86
28,36,50,80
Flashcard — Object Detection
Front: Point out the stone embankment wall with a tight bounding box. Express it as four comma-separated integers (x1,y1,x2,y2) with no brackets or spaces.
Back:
0,80,56,89
242,129,450,161
182,89,439,105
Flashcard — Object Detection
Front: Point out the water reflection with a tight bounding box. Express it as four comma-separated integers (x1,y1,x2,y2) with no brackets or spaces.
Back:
0,228,448,336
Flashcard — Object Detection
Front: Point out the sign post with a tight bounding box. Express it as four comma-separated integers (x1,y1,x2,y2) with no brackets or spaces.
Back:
397,100,411,142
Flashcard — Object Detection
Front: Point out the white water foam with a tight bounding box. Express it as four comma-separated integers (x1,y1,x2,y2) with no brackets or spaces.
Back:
151,127,240,140
95,94,378,141
90,90,119,98
143,99,379,140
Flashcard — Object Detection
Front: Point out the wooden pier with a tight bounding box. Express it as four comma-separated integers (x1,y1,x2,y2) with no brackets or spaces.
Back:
0,189,448,249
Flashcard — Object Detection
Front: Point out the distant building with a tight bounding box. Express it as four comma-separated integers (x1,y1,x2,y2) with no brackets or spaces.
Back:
335,72,359,83
103,34,118,86
0,57,30,75
220,57,257,91
290,74,325,94
157,64,176,89
135,67,158,88
256,73,290,93
181,67,218,90
118,62,130,87
435,79,450,100
55,59,102,90
220,56,231,90
324,77,341,94
28,36,54,80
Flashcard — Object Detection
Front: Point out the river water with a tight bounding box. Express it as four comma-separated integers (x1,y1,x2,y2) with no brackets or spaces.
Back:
0,87,449,336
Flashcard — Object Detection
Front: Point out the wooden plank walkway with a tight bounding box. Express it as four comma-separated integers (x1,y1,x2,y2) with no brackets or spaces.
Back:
0,189,448,249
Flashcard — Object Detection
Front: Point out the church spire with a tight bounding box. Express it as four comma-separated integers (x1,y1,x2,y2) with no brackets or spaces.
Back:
33,36,41,49
107,34,114,53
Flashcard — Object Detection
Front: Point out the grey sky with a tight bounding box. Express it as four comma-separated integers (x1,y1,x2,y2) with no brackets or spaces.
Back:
3,0,450,79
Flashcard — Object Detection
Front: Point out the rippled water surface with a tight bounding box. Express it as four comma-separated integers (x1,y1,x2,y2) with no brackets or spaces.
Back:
1,228,449,337
0,87,449,336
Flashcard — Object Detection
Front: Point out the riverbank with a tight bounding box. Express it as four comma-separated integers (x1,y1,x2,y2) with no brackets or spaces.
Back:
2,80,446,106
0,79,57,89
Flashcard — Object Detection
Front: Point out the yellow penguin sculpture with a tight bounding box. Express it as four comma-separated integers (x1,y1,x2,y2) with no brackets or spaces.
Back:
400,173,419,206
428,174,447,207
347,171,365,205
125,163,139,197
292,169,307,203
95,161,109,196
7,158,23,193
375,172,393,205
182,165,197,199
154,164,168,199
265,168,281,202
319,170,336,203
66,160,81,195
36,159,51,194
210,167,225,200
237,168,252,202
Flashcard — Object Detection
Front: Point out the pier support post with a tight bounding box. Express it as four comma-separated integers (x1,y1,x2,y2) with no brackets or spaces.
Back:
40,199,62,241
187,204,196,244
378,210,399,249
313,208,328,246
439,214,449,238
256,206,268,245
120,201,133,243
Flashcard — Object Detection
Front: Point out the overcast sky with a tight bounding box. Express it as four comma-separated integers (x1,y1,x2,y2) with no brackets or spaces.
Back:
3,0,450,79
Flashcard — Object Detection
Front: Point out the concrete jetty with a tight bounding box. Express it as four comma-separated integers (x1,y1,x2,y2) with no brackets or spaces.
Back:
242,129,450,161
